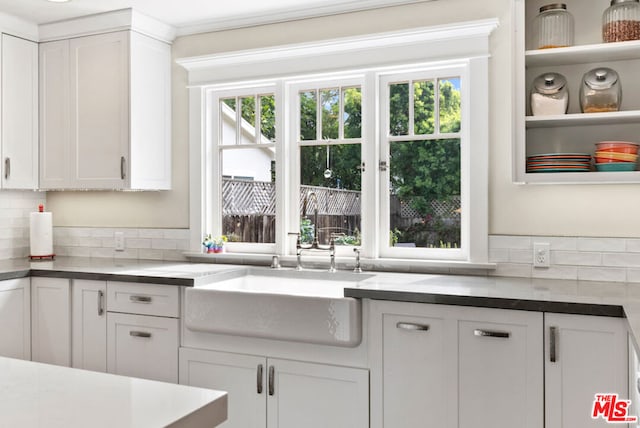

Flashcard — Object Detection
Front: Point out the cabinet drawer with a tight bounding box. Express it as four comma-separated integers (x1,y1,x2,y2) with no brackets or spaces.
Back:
107,282,179,317
107,312,178,383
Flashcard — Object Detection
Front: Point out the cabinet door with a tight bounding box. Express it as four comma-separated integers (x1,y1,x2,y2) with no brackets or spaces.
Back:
267,358,369,428
457,307,543,428
107,312,178,383
0,278,30,359
1,34,38,189
39,39,71,189
179,348,267,428
545,313,628,428
31,277,71,366
381,311,451,428
72,280,106,372
69,31,129,189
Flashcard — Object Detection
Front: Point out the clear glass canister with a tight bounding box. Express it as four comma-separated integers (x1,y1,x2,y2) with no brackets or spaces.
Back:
534,3,575,49
580,67,622,113
531,72,569,116
603,0,640,42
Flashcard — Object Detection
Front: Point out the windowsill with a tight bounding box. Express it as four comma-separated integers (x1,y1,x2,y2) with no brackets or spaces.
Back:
183,251,496,275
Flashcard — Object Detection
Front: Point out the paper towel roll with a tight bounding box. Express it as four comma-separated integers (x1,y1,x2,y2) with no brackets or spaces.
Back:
30,211,53,257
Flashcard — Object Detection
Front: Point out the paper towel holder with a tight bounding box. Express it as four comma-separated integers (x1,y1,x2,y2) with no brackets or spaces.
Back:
29,204,55,261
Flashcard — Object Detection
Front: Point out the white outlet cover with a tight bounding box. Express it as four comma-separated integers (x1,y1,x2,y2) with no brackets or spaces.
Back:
533,242,550,268
114,232,125,251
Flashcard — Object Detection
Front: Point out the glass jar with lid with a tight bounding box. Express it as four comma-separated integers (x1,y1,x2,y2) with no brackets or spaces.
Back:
534,3,575,49
531,72,569,116
580,67,621,113
603,0,640,42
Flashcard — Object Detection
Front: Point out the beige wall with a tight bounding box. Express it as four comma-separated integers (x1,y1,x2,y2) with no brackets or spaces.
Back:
48,0,639,237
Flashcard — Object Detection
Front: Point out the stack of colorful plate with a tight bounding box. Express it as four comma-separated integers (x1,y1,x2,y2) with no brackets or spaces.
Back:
594,141,638,172
526,153,591,173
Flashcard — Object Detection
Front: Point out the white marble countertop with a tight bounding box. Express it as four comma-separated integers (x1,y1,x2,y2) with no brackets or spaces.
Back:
0,356,227,428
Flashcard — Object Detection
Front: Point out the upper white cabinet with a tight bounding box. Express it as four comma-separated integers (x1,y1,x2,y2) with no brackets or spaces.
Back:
1,34,38,189
0,278,31,360
515,0,640,184
40,30,171,190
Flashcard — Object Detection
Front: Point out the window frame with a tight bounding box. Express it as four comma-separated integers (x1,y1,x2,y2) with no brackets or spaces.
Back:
182,19,496,265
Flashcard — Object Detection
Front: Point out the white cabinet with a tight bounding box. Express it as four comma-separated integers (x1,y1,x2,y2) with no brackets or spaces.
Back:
545,313,628,428
457,307,543,428
370,300,543,428
31,277,71,366
107,312,179,383
106,281,180,382
1,34,38,189
0,278,30,360
515,0,640,184
72,280,106,372
39,30,171,190
179,348,369,428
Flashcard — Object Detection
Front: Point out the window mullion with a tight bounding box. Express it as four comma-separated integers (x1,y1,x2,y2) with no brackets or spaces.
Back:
316,89,322,141
408,81,415,136
235,96,241,146
339,87,344,140
254,96,260,144
434,79,441,135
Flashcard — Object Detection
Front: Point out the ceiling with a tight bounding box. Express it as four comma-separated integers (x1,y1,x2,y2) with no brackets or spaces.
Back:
0,0,426,35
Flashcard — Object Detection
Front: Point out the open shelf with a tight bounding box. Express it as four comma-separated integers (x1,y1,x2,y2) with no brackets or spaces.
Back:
521,170,640,184
526,110,640,128
526,40,640,67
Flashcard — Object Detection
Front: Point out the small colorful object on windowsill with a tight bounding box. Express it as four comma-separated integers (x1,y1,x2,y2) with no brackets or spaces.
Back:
202,234,228,254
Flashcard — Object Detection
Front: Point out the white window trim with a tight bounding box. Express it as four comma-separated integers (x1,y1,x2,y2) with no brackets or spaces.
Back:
180,18,497,265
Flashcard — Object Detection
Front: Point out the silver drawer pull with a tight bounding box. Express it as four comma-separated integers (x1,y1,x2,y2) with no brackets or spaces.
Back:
550,326,558,363
129,295,152,303
4,158,9,180
396,322,430,331
474,329,510,339
98,290,104,316
257,364,264,394
129,331,152,338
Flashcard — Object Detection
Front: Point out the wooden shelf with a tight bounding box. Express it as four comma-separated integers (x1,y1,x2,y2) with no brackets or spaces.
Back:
526,40,640,67
526,110,640,129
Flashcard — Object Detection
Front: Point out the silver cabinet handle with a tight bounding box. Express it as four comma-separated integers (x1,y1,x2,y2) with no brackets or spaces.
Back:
4,158,9,180
98,290,104,316
268,366,275,396
120,156,126,180
257,364,264,394
129,295,152,303
474,329,510,339
550,326,558,363
396,322,430,331
129,331,152,338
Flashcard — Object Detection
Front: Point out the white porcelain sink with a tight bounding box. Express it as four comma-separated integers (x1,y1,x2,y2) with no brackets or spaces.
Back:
184,268,373,347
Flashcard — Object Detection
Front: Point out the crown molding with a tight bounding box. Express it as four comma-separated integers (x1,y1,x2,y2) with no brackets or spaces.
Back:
0,11,39,41
39,8,176,43
176,0,433,36
177,18,499,86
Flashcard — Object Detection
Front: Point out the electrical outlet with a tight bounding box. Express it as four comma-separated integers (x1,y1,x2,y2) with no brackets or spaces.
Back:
115,232,125,252
533,242,550,268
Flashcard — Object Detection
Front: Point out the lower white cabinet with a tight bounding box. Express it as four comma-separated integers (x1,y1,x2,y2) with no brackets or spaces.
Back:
179,348,369,428
0,278,30,359
370,300,544,428
107,312,179,383
31,277,71,366
545,313,628,428
72,280,106,372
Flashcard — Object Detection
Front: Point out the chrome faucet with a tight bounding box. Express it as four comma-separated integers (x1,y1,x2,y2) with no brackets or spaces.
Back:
302,191,321,249
288,230,336,272
353,247,362,273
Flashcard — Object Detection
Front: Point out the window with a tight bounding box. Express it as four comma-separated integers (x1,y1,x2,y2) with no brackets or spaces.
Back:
379,67,467,260
291,79,363,250
183,20,495,264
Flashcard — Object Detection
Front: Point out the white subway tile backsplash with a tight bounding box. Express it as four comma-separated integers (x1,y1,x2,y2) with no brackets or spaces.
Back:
531,265,578,280
577,238,626,253
578,267,627,283
488,248,509,263
0,191,46,260
627,239,640,253
139,229,165,239
553,251,602,266
603,253,640,268
489,235,532,250
531,236,578,251
488,262,532,278
509,249,534,264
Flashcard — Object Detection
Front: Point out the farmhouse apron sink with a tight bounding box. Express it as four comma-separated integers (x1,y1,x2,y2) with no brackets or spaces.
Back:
184,268,372,347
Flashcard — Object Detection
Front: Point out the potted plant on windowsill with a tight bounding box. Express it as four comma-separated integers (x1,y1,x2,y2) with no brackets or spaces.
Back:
202,234,228,253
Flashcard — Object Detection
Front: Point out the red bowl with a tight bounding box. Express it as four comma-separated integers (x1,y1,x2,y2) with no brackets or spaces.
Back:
595,141,639,154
